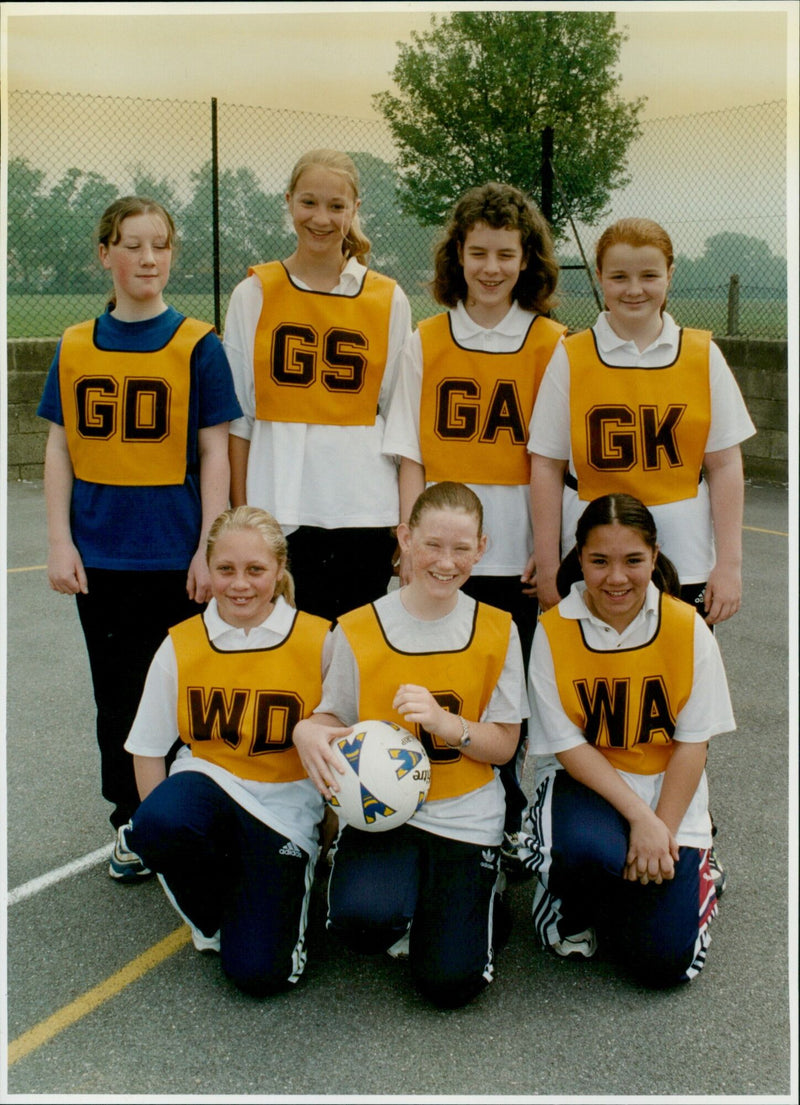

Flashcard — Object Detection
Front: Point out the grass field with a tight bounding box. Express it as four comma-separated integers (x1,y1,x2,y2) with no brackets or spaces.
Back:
7,291,787,341
7,294,230,339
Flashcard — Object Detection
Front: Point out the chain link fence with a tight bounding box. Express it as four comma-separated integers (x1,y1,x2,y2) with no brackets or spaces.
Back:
7,90,787,340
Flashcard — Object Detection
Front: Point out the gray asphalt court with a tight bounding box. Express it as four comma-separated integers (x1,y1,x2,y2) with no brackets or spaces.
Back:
3,476,795,1101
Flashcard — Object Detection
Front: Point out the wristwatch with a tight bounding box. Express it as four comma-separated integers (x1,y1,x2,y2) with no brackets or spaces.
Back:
446,715,471,749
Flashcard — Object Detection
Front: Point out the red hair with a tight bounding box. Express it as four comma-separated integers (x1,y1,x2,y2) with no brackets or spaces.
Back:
595,218,674,273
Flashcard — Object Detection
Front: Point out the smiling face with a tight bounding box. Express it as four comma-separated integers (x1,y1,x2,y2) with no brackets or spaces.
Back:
578,522,657,633
458,222,527,327
209,529,284,630
98,212,172,320
286,164,359,261
398,506,486,614
597,242,674,344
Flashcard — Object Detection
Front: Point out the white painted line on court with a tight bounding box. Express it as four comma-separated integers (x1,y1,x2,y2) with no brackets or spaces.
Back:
8,844,113,906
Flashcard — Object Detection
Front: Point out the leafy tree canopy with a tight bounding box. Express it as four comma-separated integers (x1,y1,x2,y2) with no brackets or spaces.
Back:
373,10,645,236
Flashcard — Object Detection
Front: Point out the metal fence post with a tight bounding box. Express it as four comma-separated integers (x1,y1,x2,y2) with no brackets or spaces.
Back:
727,273,740,336
211,97,221,334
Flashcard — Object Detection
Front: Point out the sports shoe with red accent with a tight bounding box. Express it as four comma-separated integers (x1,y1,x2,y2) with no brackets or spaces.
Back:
708,845,727,897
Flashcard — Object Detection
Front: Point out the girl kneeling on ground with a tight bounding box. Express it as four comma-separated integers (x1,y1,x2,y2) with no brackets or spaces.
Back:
520,493,735,987
123,507,332,996
294,482,529,1008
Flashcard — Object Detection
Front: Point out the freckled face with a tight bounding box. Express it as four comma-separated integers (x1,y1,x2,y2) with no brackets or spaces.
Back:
399,507,486,603
578,523,657,632
209,530,284,629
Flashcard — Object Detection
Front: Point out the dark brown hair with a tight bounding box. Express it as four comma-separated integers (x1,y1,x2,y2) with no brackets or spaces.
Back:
556,493,681,599
431,182,559,314
97,195,177,250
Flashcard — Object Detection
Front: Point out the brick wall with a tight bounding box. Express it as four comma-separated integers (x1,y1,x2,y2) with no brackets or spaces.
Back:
6,336,789,485
715,337,788,486
7,339,56,482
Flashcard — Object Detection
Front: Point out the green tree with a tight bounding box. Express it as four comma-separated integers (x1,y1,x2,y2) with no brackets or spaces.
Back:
32,167,119,292
130,169,181,215
7,158,47,292
373,10,644,236
349,151,439,293
179,162,293,294
672,233,788,300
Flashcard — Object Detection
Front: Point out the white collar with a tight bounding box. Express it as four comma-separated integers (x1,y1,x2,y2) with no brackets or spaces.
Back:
203,594,296,641
559,580,661,638
287,255,366,295
594,310,679,355
452,299,533,340
338,255,367,290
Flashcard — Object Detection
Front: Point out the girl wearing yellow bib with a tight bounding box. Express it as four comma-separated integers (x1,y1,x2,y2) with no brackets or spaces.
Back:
37,197,241,856
383,183,564,867
529,218,755,624
124,507,331,996
519,495,736,987
294,483,528,1008
224,149,412,622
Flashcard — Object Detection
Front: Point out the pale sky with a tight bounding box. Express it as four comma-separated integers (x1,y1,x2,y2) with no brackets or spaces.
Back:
2,2,794,122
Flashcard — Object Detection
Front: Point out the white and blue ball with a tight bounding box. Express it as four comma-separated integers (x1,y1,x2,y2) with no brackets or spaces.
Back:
327,719,431,832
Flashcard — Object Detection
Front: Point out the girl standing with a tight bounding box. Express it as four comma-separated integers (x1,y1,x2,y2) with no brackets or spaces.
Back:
123,507,332,996
223,149,412,622
383,182,564,858
294,482,529,1009
520,494,735,987
529,217,755,624
37,196,241,869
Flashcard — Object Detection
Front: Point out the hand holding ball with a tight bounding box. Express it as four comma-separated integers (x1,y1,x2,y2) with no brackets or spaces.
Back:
327,719,431,832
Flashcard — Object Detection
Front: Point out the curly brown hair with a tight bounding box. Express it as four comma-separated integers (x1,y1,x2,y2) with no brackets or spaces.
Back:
430,182,559,314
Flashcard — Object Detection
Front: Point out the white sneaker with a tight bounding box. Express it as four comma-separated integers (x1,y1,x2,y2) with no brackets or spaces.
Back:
191,928,221,954
157,873,220,954
386,928,411,960
552,927,597,959
108,824,152,882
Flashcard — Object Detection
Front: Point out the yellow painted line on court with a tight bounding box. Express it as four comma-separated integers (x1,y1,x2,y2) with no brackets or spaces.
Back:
8,926,192,1067
743,524,789,537
6,565,47,572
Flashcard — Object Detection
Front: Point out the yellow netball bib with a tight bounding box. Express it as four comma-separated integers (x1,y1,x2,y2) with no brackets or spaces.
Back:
419,312,566,485
59,317,212,486
567,327,711,505
249,261,395,426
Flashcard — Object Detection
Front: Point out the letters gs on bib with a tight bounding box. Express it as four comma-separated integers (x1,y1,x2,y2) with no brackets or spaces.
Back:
74,374,172,442
272,323,370,393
